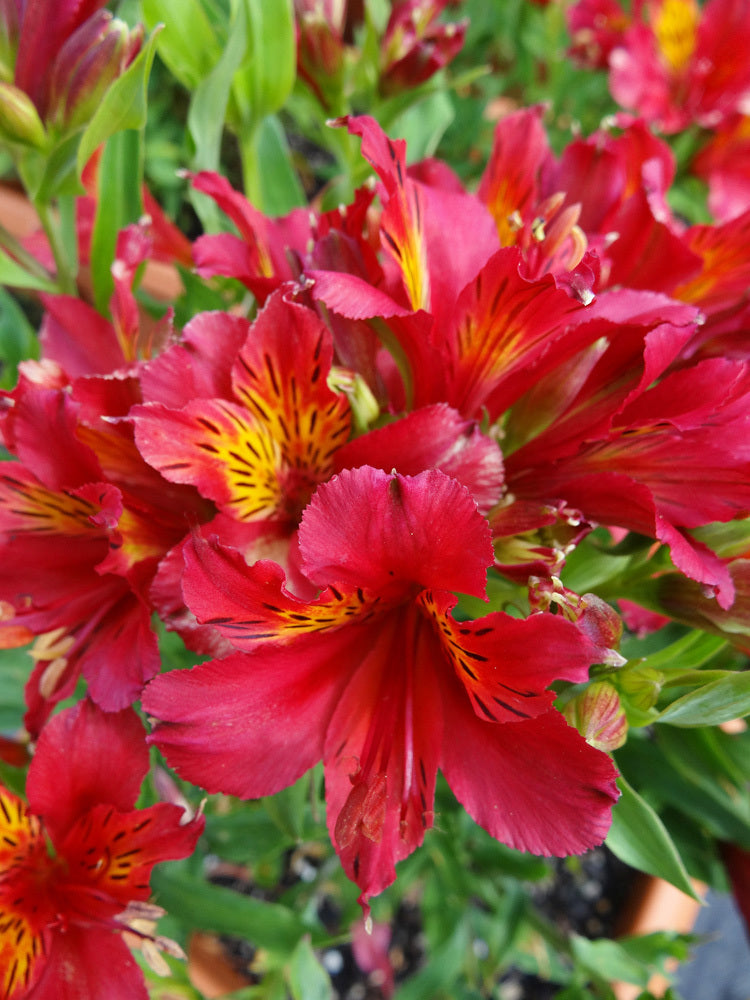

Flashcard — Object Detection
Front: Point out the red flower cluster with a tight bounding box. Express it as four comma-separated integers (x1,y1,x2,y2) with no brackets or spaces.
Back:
3,100,750,930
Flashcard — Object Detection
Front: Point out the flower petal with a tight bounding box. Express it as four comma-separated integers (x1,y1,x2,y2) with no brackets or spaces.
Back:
25,925,148,1000
323,609,443,909
145,636,352,799
439,672,619,855
299,467,493,599
57,800,204,910
26,700,149,843
332,403,504,514
420,590,598,723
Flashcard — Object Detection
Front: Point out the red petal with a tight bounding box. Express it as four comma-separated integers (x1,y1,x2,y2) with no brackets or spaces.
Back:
299,467,493,599
26,926,148,1000
182,533,380,648
323,609,443,908
478,105,551,246
145,637,351,798
439,673,619,856
139,311,251,408
40,294,125,377
332,403,504,514
420,590,597,724
57,800,204,909
344,115,498,322
26,700,149,843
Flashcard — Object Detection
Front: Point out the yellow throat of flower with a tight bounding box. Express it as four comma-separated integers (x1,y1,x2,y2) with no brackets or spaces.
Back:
654,0,699,72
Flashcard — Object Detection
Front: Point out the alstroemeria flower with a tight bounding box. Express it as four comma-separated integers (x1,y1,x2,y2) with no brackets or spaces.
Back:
0,699,204,1000
609,0,750,133
0,364,212,735
567,0,631,69
379,0,467,96
132,291,352,532
145,466,619,910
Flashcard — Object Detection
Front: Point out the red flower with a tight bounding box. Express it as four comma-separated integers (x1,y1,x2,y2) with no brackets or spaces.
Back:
0,699,204,1000
379,0,467,95
144,466,619,910
0,361,212,735
567,0,631,69
609,0,750,133
308,115,750,601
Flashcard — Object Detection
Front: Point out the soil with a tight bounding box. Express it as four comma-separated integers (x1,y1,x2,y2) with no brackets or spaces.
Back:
205,846,636,999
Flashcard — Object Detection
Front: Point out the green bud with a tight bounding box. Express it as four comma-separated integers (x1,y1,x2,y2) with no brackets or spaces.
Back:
564,680,628,752
0,81,47,148
618,664,664,712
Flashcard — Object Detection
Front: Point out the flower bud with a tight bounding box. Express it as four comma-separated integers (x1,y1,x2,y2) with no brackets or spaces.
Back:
617,664,664,713
0,0,19,82
0,81,47,147
530,577,626,667
296,0,347,78
48,11,143,131
564,681,628,752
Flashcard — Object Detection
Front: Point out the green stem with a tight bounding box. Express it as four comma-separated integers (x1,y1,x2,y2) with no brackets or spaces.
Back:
0,222,56,285
34,197,76,295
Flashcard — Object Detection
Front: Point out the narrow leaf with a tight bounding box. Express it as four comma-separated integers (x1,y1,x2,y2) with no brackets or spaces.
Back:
230,0,296,125
151,866,307,953
287,937,333,1000
239,114,306,215
606,775,701,901
90,128,144,313
142,0,223,90
657,672,750,727
0,285,39,387
0,247,57,291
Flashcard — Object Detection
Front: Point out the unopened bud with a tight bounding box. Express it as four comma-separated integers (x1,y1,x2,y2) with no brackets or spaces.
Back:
564,680,628,751
0,81,46,147
48,12,142,131
618,664,664,712
0,0,19,82
328,367,379,433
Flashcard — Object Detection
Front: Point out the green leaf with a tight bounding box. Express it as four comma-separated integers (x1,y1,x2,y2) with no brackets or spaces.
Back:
187,4,247,174
76,27,161,176
239,114,306,215
387,90,456,162
287,937,333,1000
0,247,57,292
151,865,308,953
230,0,296,127
0,642,31,731
570,935,650,988
606,775,701,901
0,286,39,387
634,629,728,674
142,0,223,91
657,671,750,727
90,128,144,314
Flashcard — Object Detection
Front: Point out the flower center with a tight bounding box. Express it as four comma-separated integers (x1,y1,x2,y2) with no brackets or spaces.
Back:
654,0,698,72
